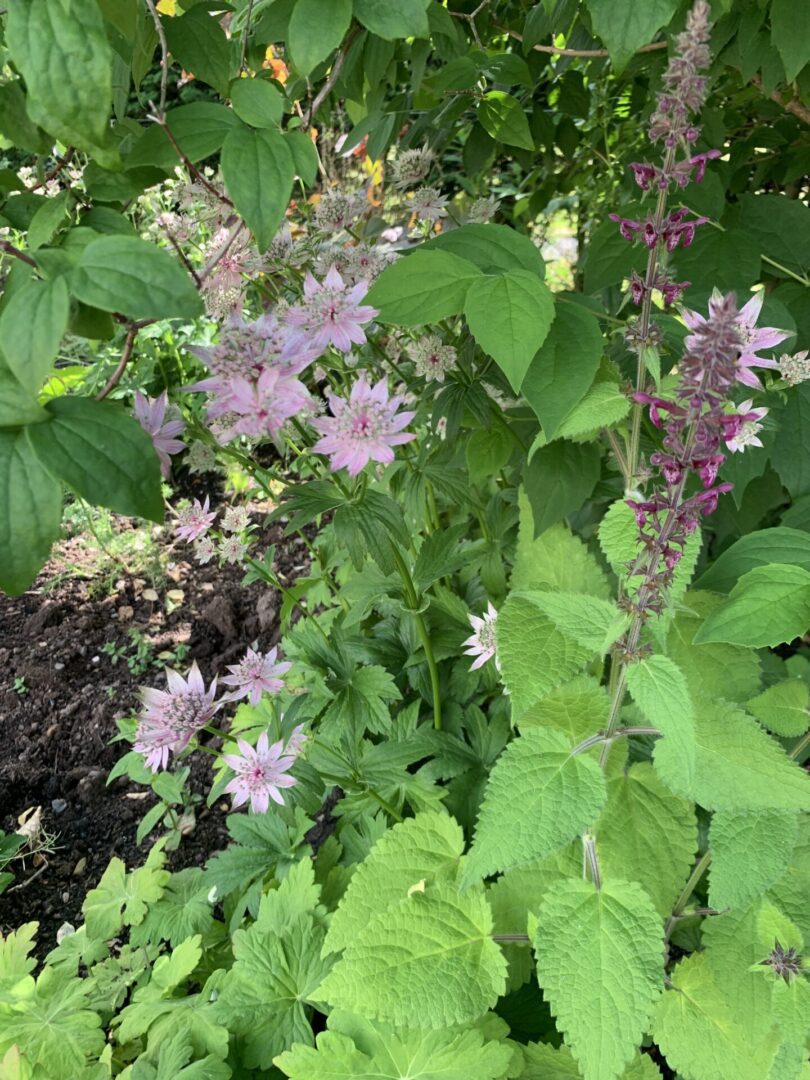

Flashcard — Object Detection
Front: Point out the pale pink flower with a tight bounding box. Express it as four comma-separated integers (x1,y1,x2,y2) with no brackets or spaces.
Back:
175,497,216,542
223,732,298,813
221,646,292,706
285,722,308,755
219,534,249,564
193,536,216,564
778,349,810,387
463,602,499,671
133,391,186,477
683,290,791,389
227,366,313,438
724,399,768,453
134,662,219,772
284,265,378,354
311,373,416,476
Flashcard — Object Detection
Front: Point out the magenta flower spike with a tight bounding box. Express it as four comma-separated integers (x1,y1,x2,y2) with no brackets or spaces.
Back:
221,646,292,706
134,661,219,772
223,732,298,813
683,290,791,389
133,391,186,477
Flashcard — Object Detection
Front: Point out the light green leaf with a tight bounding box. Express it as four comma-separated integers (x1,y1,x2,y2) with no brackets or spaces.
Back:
0,429,62,596
426,223,545,277
596,763,697,918
747,680,809,738
6,0,116,167
69,235,202,320
768,821,810,941
126,102,239,171
465,270,555,391
0,277,70,394
352,0,430,40
0,923,38,996
653,953,780,1080
585,0,678,70
28,189,71,250
626,655,696,792
229,77,285,128
82,850,169,940
694,527,810,593
535,879,664,1080
515,590,626,654
313,881,507,1028
128,868,214,949
289,0,352,76
462,727,606,886
512,490,610,598
522,1042,662,1080
26,397,164,522
368,249,482,326
709,811,798,911
221,125,296,251
164,6,232,95
323,812,464,955
522,300,603,440
478,91,534,150
554,376,630,440
518,675,609,738
694,564,810,648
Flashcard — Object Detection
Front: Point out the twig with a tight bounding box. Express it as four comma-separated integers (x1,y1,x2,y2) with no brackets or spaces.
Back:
303,24,363,128
96,323,140,401
7,860,48,893
503,27,668,59
199,218,244,282
27,147,76,192
448,0,492,49
0,240,38,268
144,0,169,114
165,228,202,285
151,109,234,208
752,74,810,126
239,0,255,73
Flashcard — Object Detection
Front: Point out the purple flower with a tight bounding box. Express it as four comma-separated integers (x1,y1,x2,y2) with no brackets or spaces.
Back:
175,497,216,542
133,391,186,477
284,265,379,354
311,373,416,477
134,662,219,772
722,399,768,453
683,290,790,389
463,602,499,671
223,732,298,813
221,646,292,706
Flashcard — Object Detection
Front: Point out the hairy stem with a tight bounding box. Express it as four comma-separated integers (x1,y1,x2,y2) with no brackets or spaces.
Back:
665,849,712,941
392,546,443,731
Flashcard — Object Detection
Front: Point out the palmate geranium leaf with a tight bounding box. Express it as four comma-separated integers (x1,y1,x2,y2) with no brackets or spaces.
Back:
82,846,170,941
0,923,38,999
129,868,215,949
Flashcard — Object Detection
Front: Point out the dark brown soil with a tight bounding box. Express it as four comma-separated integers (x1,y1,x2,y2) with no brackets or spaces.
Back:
0,504,308,952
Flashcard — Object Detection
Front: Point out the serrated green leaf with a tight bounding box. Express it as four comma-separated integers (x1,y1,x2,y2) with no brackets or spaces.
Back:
368,249,482,326
535,879,664,1080
289,0,352,75
0,923,38,997
314,881,507,1028
518,675,609,737
464,270,555,391
82,849,169,940
0,277,69,395
425,223,545,277
0,429,62,596
596,763,697,917
626,654,696,791
26,397,164,522
747,680,809,738
768,821,810,941
221,125,296,251
69,235,203,320
554,376,629,441
324,813,463,955
694,564,810,648
512,490,610,598
524,439,601,536
204,807,312,899
708,811,798,911
585,0,679,70
129,868,214,948
695,528,810,593
522,1042,662,1080
462,727,606,886
515,590,626,654
478,91,534,150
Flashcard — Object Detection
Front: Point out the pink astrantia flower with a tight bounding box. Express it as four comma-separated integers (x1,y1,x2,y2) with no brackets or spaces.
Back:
227,366,313,439
134,661,219,772
221,646,292,706
722,399,768,453
284,265,379,354
133,391,186,477
683,290,791,389
463,601,499,671
175,497,217,542
285,722,308,755
223,732,298,813
311,373,416,476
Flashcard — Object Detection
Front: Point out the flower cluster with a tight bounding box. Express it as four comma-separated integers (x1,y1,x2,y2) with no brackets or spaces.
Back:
409,335,457,382
174,497,254,566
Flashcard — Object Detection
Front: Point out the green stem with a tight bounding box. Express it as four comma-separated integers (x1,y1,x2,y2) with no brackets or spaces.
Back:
789,728,810,760
665,850,712,941
391,546,443,731
365,786,404,822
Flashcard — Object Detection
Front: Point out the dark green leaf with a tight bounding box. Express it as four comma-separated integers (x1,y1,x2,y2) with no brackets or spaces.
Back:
0,278,70,395
671,229,761,302
0,82,51,154
28,190,71,251
352,0,429,40
524,440,601,535
289,0,352,75
285,130,320,186
425,223,545,277
585,0,679,71
695,527,810,593
582,219,646,294
126,102,238,171
0,429,63,595
26,397,164,522
164,6,233,95
770,0,810,82
773,384,810,497
466,425,513,485
221,125,296,251
368,250,482,325
229,78,285,128
478,91,534,150
738,194,810,275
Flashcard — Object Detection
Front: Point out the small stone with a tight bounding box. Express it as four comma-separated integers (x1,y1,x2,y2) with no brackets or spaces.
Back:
117,605,135,621
45,724,59,739
54,662,65,671
142,588,159,602
56,922,76,943
72,858,86,877
91,655,100,664
51,798,67,814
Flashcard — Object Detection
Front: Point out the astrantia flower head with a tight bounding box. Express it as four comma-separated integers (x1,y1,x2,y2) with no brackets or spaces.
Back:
219,535,249,564
221,505,251,533
284,265,379,354
186,440,217,475
778,349,810,387
409,186,448,223
311,373,416,476
227,366,313,439
133,391,186,477
193,536,216,565
467,195,500,223
313,189,359,232
409,335,457,382
463,602,499,671
223,731,298,813
390,145,434,189
221,646,292,706
176,497,216,543
135,661,219,772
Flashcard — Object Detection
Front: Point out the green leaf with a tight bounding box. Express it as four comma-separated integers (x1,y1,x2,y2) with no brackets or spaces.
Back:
519,675,609,738
596,763,697,918
0,923,38,995
739,193,810,276
0,278,70,395
522,300,603,440
671,229,760,303
28,189,71,251
164,6,232,95
512,490,610,598
82,850,169,940
285,130,320,186
695,527,810,593
554,375,630,441
515,590,626,654
289,0,352,75
693,564,810,647
6,0,116,167
0,81,51,155
535,879,664,1080
524,440,601,535
352,0,429,40
128,868,214,949
657,699,810,811
709,811,798,911
313,881,507,1027
585,0,678,70
464,270,555,391
773,384,810,497
26,397,164,522
466,425,513,484
770,0,810,82
221,125,295,251
367,249,482,326
582,219,646,294
126,102,239,171
274,1009,515,1080
0,429,62,596
69,235,203,320
462,727,606,886
229,77,285,128
653,953,780,1080
626,655,696,792
425,223,545,277
204,807,312,899
478,91,534,150
747,679,809,738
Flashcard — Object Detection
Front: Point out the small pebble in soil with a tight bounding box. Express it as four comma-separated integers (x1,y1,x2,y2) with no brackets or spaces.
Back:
51,798,67,814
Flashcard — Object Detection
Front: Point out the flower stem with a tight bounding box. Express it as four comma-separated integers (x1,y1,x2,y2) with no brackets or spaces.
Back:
391,546,443,731
665,849,712,941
